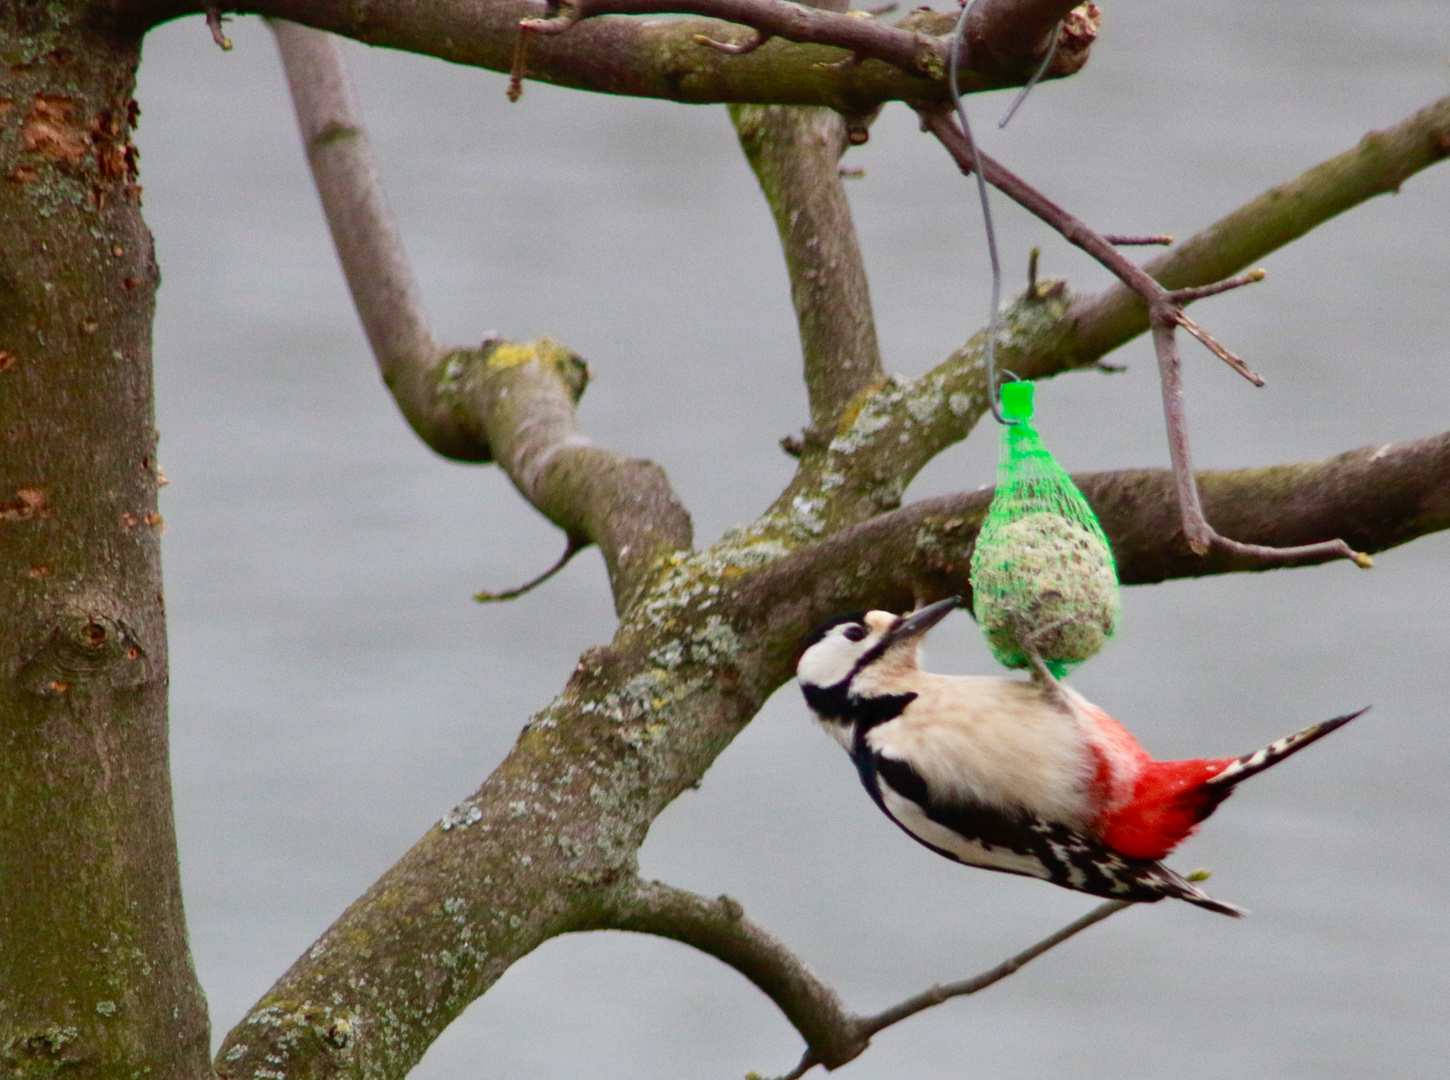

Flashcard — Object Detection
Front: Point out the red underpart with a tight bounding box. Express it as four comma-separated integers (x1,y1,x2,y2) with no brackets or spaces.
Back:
1074,697,1150,805
1073,697,1237,861
1099,758,1238,861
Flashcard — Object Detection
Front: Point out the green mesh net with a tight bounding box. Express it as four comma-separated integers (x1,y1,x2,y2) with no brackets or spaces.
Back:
969,381,1120,677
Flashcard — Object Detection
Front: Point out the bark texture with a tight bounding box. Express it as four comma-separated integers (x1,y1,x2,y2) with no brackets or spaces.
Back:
0,6,211,1079
731,102,884,440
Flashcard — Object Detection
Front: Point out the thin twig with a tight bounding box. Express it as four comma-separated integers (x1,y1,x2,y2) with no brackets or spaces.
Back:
474,536,585,602
1104,233,1174,245
508,27,530,100
1151,322,1370,566
205,5,233,50
1168,268,1266,304
603,876,1135,1079
921,110,1249,380
1173,310,1264,385
856,899,1133,1038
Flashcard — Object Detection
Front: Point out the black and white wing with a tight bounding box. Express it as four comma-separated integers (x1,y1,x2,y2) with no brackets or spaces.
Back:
853,735,1244,916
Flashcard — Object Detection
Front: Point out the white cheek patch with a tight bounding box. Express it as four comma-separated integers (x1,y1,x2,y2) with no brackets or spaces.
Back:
877,785,1051,880
796,635,862,690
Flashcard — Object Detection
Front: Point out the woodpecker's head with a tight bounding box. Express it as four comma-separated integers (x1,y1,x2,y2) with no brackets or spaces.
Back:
796,597,960,716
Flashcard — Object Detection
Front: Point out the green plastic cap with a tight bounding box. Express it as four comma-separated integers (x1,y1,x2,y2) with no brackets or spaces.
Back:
1000,380,1034,421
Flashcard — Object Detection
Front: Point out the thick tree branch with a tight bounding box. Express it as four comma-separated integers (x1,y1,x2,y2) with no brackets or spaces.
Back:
850,898,1131,1038
731,102,884,438
599,877,1130,1076
731,429,1450,640
272,21,692,611
127,0,1097,110
515,0,1095,89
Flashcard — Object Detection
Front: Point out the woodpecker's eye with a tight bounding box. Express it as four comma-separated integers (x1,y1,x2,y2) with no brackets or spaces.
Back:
842,624,867,642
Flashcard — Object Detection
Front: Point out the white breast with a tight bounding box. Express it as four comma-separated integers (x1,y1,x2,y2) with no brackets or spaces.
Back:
863,674,1095,825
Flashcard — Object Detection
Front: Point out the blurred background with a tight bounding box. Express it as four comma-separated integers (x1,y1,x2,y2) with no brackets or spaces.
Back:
135,2,1448,1077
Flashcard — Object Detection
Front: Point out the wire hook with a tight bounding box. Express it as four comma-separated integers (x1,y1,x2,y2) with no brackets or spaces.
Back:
948,1,1015,425
997,20,1063,129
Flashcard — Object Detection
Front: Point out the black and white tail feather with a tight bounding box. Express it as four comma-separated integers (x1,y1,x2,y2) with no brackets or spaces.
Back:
1207,710,1367,790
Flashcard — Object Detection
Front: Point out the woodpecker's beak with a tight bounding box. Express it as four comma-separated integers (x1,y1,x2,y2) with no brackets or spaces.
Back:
880,596,960,649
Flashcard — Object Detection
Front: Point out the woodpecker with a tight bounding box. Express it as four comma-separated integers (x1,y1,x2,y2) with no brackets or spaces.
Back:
796,597,1364,915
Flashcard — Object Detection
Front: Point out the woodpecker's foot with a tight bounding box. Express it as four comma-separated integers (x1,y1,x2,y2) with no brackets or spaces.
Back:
1025,649,1074,713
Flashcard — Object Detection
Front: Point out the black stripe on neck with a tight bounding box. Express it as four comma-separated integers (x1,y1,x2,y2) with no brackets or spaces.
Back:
803,681,917,734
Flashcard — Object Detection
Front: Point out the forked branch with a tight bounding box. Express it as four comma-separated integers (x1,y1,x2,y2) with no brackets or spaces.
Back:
762,92,1450,539
919,108,1369,569
271,21,693,610
600,877,1132,1077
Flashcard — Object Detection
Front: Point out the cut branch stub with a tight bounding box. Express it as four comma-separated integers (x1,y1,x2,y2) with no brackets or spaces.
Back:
223,0,1104,111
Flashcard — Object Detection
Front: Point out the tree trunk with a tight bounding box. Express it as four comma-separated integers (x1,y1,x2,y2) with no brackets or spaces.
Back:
0,5,210,1078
